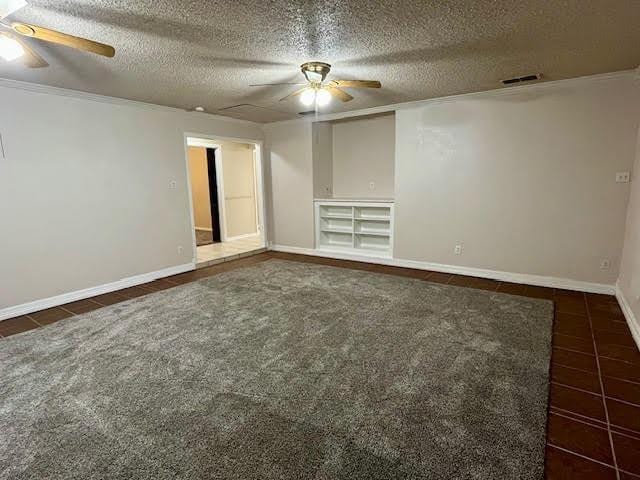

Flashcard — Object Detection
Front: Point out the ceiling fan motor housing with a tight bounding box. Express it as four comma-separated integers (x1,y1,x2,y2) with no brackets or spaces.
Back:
301,61,331,83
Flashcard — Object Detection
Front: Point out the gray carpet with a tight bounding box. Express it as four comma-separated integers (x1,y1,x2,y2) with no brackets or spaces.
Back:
0,259,553,479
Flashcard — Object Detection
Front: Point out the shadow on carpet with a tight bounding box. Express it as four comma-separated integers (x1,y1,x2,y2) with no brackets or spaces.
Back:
0,259,553,479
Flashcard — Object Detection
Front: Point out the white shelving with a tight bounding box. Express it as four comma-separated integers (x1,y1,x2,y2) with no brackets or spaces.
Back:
315,200,394,258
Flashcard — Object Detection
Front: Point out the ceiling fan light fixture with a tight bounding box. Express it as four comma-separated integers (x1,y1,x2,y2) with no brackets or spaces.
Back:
305,71,323,83
0,34,24,61
316,88,331,107
300,61,331,83
300,88,316,106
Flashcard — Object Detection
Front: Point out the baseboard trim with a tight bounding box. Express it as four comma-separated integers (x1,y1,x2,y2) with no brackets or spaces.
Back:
0,263,194,322
616,284,640,349
270,244,615,295
195,227,213,232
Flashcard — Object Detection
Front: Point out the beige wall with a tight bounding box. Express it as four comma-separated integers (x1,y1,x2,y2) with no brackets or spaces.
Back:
394,76,639,284
332,114,395,198
618,124,640,334
265,73,640,286
220,142,257,238
312,122,333,198
264,121,315,248
0,82,262,311
187,146,212,231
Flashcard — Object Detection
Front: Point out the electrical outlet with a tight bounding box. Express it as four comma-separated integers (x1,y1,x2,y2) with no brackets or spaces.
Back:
616,172,630,183
169,180,177,189
369,182,375,190
600,259,610,270
454,245,462,255
177,245,183,255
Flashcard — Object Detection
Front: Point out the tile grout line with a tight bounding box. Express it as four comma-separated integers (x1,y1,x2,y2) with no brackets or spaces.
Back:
26,314,43,327
607,396,640,408
552,379,640,408
549,409,609,431
552,362,599,375
549,406,609,427
547,443,617,470
551,381,602,397
584,292,621,480
611,425,640,441
553,344,596,356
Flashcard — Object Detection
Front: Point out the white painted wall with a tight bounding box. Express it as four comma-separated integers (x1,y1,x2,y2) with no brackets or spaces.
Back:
331,114,395,198
312,122,333,198
263,121,315,249
618,123,640,335
266,73,640,287
0,81,263,310
394,75,639,285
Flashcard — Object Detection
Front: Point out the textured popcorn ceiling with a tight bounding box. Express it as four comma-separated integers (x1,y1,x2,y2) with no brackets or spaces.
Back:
1,0,639,122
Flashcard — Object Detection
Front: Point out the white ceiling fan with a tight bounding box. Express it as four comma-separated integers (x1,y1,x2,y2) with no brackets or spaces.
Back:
0,0,115,68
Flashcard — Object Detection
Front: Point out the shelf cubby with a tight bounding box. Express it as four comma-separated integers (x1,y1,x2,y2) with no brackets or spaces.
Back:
354,218,390,235
354,206,390,220
315,200,393,258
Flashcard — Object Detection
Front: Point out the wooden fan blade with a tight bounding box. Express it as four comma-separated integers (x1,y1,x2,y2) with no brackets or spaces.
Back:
279,86,309,102
250,82,306,87
332,80,381,89
11,22,115,57
326,86,353,102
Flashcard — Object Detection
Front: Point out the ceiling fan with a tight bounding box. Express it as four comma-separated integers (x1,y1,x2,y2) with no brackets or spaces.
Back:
252,61,381,107
0,0,115,68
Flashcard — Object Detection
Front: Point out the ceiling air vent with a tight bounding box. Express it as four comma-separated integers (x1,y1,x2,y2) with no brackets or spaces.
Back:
298,110,317,116
501,73,542,86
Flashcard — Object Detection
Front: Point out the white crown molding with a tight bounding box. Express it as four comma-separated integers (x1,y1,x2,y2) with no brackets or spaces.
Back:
0,77,260,126
0,262,193,322
270,244,616,295
266,69,637,126
616,283,640,350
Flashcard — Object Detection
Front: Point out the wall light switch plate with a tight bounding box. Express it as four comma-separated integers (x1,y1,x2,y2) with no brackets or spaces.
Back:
369,182,375,190
600,259,610,270
169,180,177,189
454,245,462,255
616,172,630,183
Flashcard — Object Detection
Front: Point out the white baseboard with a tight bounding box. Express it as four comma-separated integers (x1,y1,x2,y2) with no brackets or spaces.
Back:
0,263,194,322
616,284,640,349
195,227,213,232
270,244,616,295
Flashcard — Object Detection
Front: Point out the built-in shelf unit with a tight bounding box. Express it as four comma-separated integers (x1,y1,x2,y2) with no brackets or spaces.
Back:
315,200,394,258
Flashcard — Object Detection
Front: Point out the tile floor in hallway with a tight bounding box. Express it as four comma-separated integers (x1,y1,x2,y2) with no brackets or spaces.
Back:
1,251,639,479
196,234,265,267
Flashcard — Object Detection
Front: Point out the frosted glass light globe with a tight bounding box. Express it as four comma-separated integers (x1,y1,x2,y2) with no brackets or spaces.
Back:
316,88,331,106
300,88,316,106
0,35,24,61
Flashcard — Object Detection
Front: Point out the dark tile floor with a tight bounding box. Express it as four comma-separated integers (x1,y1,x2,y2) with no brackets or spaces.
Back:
1,251,639,479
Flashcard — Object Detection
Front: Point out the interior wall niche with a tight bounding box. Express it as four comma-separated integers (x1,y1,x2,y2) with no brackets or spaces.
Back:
312,112,396,199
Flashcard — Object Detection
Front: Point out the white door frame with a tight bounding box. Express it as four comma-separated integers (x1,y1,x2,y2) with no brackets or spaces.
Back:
183,133,267,267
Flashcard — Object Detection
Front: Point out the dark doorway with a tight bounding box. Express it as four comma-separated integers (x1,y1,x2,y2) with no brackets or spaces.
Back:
206,148,222,243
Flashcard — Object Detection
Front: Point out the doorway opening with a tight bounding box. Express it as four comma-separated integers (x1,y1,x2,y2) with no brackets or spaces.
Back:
186,136,266,268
